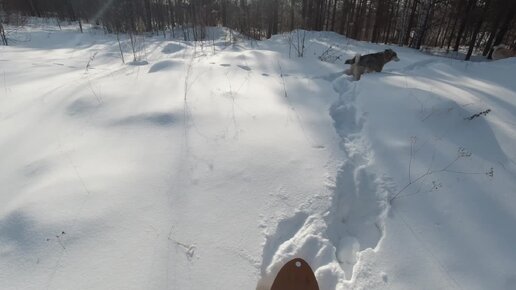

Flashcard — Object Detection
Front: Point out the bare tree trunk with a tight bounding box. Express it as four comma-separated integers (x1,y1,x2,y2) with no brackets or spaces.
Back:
330,0,338,31
453,0,475,51
371,0,383,43
167,0,175,37
387,0,400,43
446,1,461,51
353,0,366,39
302,0,308,28
383,0,396,44
129,31,137,62
347,0,357,36
363,4,374,40
291,0,296,31
433,18,445,47
397,0,407,45
144,0,153,32
116,32,125,64
27,0,41,17
415,0,433,49
272,0,279,35
221,0,227,27
339,0,348,34
404,0,419,46
466,0,490,60
488,1,516,58
324,0,332,30
0,21,7,46
438,9,452,47
482,15,502,56
315,0,325,30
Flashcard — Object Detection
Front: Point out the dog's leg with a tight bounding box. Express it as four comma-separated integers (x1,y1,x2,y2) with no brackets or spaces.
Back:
352,65,362,81
351,54,361,81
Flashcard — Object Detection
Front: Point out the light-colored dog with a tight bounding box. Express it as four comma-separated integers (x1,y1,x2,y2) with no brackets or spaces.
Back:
345,54,363,81
344,49,400,81
492,45,516,60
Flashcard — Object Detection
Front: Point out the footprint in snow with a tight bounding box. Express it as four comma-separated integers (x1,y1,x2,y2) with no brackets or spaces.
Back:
66,98,100,116
332,75,351,94
237,65,252,71
128,60,149,66
108,112,176,127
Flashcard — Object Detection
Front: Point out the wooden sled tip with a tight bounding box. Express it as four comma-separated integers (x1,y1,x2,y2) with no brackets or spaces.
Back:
271,258,319,290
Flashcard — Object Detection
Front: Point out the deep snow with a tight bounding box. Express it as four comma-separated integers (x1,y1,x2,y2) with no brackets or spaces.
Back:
1,22,516,290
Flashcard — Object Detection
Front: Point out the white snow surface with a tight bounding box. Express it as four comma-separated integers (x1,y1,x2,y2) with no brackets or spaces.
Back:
1,23,516,290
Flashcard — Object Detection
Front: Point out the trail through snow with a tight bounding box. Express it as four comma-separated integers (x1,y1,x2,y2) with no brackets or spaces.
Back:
256,74,389,290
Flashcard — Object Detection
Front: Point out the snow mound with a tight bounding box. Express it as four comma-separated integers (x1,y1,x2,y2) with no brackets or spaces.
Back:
148,60,181,73
161,42,186,54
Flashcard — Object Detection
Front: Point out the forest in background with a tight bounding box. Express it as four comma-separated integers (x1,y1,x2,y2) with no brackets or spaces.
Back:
0,0,515,60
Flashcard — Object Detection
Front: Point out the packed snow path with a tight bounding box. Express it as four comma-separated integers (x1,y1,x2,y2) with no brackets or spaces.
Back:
1,23,516,290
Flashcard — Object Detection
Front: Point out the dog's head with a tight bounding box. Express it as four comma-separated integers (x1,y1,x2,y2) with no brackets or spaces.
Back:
384,49,400,62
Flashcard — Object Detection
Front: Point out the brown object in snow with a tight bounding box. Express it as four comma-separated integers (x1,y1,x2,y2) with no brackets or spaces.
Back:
270,258,319,290
492,45,516,60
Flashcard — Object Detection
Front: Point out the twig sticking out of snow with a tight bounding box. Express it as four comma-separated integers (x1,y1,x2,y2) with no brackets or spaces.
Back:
464,109,491,120
46,231,67,250
390,145,493,203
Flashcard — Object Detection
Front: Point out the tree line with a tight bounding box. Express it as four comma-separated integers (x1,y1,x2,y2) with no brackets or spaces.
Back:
1,0,515,59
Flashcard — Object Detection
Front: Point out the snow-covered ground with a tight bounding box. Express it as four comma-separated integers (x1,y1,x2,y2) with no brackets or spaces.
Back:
1,22,516,290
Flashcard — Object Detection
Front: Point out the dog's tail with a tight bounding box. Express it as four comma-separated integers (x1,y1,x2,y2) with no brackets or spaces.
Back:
345,53,361,65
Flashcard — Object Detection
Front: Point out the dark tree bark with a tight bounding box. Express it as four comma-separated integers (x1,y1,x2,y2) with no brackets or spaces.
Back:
301,0,308,27
339,0,348,34
371,0,383,43
0,21,7,46
488,0,516,58
453,0,475,51
27,0,41,17
466,0,490,60
383,0,396,43
330,0,337,31
290,0,295,31
484,2,516,59
352,0,365,39
346,0,357,36
415,0,434,49
144,0,153,32
482,14,502,56
403,0,418,46
438,9,452,48
273,0,279,34
386,0,399,43
266,0,279,37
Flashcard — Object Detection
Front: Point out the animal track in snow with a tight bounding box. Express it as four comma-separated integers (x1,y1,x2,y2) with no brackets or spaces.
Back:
237,65,251,71
257,75,388,289
108,112,177,127
327,76,388,279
